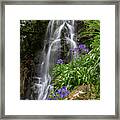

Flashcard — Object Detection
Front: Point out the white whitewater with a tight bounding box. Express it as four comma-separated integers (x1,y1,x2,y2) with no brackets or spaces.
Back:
34,20,77,100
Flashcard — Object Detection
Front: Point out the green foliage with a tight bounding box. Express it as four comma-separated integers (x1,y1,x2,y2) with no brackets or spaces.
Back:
77,20,100,49
50,20,100,98
20,20,49,60
51,37,100,89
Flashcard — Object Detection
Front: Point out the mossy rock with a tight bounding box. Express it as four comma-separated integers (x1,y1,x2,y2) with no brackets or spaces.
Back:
66,84,100,100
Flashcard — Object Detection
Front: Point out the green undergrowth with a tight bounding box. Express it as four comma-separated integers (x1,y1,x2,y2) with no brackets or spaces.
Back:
50,20,100,99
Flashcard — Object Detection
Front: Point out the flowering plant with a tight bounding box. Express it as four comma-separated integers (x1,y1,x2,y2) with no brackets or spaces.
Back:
49,20,100,100
48,86,70,100
56,59,64,64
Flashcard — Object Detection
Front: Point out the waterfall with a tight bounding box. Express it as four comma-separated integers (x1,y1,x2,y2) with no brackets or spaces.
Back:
34,20,77,100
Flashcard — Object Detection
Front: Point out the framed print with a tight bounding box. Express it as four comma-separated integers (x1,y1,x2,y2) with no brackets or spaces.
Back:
0,0,120,119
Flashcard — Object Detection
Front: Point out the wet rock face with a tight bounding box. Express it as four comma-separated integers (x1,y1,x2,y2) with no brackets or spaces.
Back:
20,51,44,100
20,20,49,100
20,54,35,99
20,20,83,100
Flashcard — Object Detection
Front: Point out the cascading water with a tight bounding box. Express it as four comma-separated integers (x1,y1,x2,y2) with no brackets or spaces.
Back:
34,20,77,100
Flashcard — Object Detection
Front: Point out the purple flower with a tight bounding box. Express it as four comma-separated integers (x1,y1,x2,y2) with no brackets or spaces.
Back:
56,89,61,94
78,44,86,49
62,86,67,90
56,86,70,98
48,86,70,100
47,97,57,100
70,48,73,52
74,48,79,52
47,98,53,100
70,48,79,52
56,59,64,64
78,44,89,53
84,48,89,53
